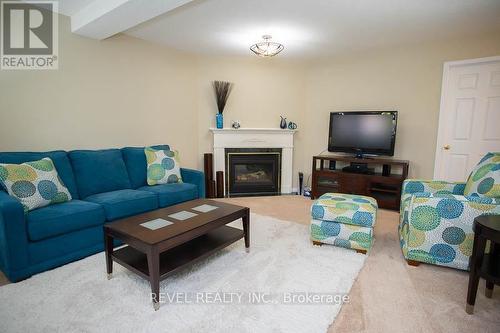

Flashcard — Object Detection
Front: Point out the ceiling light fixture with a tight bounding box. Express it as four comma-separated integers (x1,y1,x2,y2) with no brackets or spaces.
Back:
250,35,284,57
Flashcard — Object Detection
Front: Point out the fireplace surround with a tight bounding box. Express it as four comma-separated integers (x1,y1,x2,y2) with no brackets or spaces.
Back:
211,128,296,197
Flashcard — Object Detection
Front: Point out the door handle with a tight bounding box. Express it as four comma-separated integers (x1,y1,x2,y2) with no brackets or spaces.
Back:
443,144,451,150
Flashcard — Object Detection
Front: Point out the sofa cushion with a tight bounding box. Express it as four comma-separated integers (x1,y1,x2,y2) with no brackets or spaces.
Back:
69,149,132,198
0,158,73,212
138,183,197,208
27,200,105,241
464,152,500,198
0,151,79,199
145,147,183,185
122,145,169,189
84,189,158,221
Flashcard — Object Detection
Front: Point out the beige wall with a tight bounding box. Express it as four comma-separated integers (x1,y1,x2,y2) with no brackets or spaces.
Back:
195,56,306,188
1,12,500,186
0,15,200,169
0,14,306,183
302,32,500,181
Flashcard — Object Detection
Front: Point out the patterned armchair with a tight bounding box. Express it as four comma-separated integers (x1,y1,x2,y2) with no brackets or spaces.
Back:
399,153,500,270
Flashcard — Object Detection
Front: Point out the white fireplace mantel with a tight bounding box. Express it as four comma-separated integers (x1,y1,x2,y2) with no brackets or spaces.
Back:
210,128,297,195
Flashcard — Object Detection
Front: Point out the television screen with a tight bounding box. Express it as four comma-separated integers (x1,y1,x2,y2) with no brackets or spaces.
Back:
328,111,397,156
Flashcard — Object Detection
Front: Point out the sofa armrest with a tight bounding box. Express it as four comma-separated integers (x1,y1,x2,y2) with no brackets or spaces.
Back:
413,192,499,204
400,179,465,225
181,168,205,198
402,179,465,195
409,192,500,229
0,191,29,277
402,179,466,196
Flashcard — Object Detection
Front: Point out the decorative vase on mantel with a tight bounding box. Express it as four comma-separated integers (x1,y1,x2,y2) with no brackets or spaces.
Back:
280,116,287,129
216,113,224,129
213,80,233,129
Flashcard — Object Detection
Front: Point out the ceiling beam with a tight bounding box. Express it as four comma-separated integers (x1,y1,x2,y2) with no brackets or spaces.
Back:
72,0,194,40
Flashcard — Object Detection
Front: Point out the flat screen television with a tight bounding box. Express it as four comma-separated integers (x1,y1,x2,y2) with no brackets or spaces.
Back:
328,111,398,157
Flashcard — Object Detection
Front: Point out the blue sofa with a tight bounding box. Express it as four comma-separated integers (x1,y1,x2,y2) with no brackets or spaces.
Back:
0,145,205,282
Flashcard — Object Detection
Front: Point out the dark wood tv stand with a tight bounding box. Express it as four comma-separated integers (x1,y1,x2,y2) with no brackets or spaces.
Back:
311,155,409,210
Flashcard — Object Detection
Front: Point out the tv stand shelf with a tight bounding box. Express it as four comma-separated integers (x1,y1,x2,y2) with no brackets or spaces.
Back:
311,155,409,210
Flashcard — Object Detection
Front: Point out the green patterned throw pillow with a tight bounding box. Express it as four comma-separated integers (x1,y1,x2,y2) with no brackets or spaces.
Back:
145,147,183,185
464,152,500,198
0,158,72,212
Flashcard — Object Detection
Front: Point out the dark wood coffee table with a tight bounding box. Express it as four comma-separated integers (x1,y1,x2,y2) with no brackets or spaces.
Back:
103,199,250,310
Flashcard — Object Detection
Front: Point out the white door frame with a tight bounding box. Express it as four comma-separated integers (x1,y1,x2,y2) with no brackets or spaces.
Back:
433,55,500,179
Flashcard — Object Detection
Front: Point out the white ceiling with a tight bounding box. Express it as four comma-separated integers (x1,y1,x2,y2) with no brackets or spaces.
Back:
57,0,500,58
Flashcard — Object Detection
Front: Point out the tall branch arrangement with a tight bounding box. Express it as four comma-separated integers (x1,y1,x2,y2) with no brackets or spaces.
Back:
213,81,233,114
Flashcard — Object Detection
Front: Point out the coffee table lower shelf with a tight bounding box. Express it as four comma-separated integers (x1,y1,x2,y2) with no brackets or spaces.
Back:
111,225,244,280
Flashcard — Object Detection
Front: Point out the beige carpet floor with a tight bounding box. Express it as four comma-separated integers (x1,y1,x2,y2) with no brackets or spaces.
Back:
218,196,500,333
1,195,499,332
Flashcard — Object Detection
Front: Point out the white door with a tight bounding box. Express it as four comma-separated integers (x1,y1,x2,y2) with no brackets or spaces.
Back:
434,56,500,182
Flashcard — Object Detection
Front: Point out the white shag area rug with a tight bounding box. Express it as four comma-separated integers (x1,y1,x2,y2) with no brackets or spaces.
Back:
0,213,366,333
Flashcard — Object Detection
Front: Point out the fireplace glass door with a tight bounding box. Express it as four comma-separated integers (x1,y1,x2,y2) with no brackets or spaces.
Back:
225,149,281,196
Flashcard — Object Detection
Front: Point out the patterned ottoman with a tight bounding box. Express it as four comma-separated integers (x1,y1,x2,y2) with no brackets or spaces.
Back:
310,193,378,253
